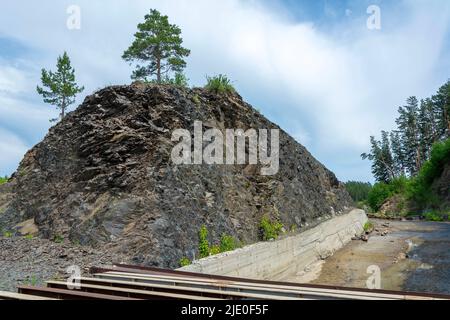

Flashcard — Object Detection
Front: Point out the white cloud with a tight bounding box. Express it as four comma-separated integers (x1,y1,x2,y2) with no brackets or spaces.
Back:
0,60,55,175
0,64,28,94
0,0,449,181
0,128,29,175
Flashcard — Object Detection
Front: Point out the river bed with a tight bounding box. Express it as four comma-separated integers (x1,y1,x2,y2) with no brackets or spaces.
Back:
307,219,450,294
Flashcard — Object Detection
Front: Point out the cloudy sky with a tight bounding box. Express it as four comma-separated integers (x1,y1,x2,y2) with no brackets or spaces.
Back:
0,0,449,182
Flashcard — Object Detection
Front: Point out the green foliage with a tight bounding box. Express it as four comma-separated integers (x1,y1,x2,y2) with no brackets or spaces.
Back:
417,138,449,186
23,275,38,287
355,201,370,211
367,183,393,212
3,231,13,238
0,176,8,185
389,176,410,194
259,216,283,241
408,138,450,208
197,227,240,259
209,245,221,256
361,131,396,183
179,257,191,267
219,234,237,253
423,211,446,222
198,225,210,259
363,221,374,232
367,176,410,212
366,139,449,213
36,51,84,122
395,96,421,176
362,80,450,183
192,94,200,105
345,181,372,202
144,72,190,88
24,234,34,240
53,234,64,244
204,74,235,94
122,9,190,82
170,73,189,88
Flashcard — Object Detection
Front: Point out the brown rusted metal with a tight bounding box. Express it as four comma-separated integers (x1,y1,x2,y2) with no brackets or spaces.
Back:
76,278,243,300
17,285,140,300
7,264,449,300
101,263,450,300
45,281,221,300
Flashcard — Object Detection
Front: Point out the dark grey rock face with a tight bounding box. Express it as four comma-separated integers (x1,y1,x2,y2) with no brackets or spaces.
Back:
0,83,353,268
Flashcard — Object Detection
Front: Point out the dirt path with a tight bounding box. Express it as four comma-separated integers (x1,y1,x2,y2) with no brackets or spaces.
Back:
310,219,450,294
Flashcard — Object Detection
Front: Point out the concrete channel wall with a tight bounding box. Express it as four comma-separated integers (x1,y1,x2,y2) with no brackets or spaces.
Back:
178,209,368,281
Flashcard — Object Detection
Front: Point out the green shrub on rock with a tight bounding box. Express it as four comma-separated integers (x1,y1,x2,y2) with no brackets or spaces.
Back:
179,257,191,267
204,74,235,94
367,178,409,212
209,245,221,256
363,221,374,233
219,234,237,252
367,183,392,212
259,216,283,241
198,225,210,258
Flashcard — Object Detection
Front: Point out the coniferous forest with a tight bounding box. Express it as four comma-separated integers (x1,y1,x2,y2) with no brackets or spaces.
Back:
352,81,450,217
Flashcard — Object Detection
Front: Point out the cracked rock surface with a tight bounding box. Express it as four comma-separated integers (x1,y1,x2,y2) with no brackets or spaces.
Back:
0,83,353,270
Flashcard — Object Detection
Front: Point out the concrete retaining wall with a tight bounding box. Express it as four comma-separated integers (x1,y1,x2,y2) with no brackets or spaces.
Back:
178,209,368,281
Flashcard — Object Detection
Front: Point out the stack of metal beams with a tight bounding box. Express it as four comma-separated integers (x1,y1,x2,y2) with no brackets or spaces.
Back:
0,264,448,300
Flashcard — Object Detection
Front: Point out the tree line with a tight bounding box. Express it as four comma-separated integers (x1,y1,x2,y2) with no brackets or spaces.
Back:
344,181,372,203
362,81,450,183
357,83,450,215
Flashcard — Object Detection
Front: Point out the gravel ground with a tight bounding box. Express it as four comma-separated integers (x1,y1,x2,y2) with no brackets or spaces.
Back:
0,236,131,292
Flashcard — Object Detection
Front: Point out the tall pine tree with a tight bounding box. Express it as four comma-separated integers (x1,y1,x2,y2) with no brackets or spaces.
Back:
36,52,84,122
122,9,190,82
361,132,396,183
396,96,421,175
390,131,406,176
417,98,439,160
432,80,450,139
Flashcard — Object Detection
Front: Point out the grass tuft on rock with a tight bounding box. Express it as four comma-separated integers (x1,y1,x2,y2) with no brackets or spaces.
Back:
204,74,235,94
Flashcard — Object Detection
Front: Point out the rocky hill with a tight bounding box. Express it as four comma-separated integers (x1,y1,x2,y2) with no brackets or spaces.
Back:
0,83,353,268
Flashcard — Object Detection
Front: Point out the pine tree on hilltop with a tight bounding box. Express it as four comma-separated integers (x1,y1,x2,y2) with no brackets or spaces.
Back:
36,52,84,122
122,9,191,83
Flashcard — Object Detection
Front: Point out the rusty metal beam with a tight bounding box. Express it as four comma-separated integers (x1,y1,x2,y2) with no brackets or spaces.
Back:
17,285,140,300
98,264,450,300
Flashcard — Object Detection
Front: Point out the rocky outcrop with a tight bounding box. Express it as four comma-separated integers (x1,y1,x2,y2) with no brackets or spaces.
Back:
0,83,353,268
379,194,409,217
